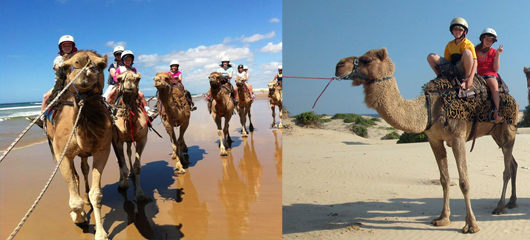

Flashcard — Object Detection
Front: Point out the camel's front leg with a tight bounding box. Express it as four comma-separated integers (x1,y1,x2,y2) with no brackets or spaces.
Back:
164,121,185,174
239,107,248,137
271,103,277,128
114,140,130,190
278,105,283,129
58,155,86,224
451,137,479,233
218,129,227,156
132,138,149,202
248,107,254,132
177,121,190,167
428,139,451,227
90,151,109,240
80,157,90,205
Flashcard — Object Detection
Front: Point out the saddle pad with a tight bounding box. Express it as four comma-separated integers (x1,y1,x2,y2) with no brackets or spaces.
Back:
426,77,517,125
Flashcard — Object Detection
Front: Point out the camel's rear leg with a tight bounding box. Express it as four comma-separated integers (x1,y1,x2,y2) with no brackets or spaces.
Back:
491,126,518,214
428,139,451,227
278,105,283,129
131,139,149,202
248,107,254,132
240,107,248,137
271,103,277,128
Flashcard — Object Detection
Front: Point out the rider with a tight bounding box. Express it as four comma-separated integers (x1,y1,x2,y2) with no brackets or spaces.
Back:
107,50,157,118
103,46,124,100
427,17,477,90
236,64,256,101
270,65,282,97
206,57,237,113
168,60,197,111
29,35,78,127
475,28,504,123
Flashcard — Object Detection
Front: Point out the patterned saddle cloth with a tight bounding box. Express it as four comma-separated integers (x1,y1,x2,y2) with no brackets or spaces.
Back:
424,76,517,125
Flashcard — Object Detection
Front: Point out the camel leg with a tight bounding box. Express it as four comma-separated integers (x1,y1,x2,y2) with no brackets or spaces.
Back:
451,137,479,233
428,139,451,227
278,105,283,129
126,142,134,178
132,138,149,202
57,155,87,224
80,157,91,205
90,151,109,240
115,140,130,190
490,126,518,214
218,128,227,156
271,103,277,128
177,121,190,169
224,117,232,150
248,106,254,132
163,121,185,174
240,106,248,137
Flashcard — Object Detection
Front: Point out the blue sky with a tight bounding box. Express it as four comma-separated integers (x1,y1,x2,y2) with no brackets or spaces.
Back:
284,0,530,115
0,0,282,104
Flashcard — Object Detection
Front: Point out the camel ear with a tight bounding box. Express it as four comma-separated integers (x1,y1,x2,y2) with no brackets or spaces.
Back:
117,73,124,82
376,48,388,61
62,57,75,72
524,67,528,73
95,55,108,70
136,73,142,81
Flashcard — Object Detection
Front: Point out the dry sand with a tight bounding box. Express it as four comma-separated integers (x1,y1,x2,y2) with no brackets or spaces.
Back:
283,115,530,239
0,96,281,239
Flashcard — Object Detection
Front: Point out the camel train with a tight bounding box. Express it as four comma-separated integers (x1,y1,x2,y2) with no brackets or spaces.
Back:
335,48,518,233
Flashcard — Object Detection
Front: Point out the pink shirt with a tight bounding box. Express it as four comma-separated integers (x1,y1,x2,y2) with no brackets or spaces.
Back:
114,66,137,81
477,48,498,77
168,71,182,85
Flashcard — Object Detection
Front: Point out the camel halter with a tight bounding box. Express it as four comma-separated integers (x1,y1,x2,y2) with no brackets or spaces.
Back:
343,57,393,84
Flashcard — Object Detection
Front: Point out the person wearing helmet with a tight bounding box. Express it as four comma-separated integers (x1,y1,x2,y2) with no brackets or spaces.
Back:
106,50,156,119
103,46,125,99
209,57,238,112
269,65,283,98
475,28,504,123
236,64,256,101
427,17,477,90
168,60,197,111
29,35,79,127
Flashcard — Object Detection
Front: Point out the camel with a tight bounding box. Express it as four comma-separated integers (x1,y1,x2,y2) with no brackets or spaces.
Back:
111,70,149,202
268,81,283,128
235,78,254,137
523,67,530,104
43,50,111,239
153,72,190,174
209,72,235,156
335,48,518,234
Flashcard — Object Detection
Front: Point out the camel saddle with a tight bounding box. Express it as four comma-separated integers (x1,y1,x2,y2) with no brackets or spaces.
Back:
424,75,517,126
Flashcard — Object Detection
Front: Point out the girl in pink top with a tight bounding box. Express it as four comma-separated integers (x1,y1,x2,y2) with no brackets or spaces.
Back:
168,60,196,111
475,28,503,123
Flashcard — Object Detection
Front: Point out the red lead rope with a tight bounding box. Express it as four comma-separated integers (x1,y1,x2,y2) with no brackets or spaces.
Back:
283,76,338,109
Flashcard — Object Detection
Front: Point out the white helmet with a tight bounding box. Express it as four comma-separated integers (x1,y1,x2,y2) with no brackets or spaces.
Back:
243,65,248,70
113,46,125,54
121,50,134,63
278,65,282,70
58,35,75,48
170,60,179,66
480,28,497,42
221,56,230,62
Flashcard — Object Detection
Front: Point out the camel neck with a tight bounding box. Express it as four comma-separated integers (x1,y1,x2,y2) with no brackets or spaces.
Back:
363,78,428,133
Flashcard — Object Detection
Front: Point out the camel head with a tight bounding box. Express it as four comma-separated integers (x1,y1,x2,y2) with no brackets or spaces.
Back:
117,71,141,95
153,72,171,90
335,48,395,86
268,81,277,92
235,77,246,87
209,72,223,89
62,51,107,93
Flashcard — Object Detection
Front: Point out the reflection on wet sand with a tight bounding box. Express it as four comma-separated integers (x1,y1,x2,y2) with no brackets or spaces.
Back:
273,129,282,180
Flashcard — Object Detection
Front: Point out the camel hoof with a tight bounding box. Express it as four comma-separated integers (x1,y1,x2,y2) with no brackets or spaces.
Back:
492,207,506,215
431,217,451,226
506,200,517,209
174,167,186,175
462,225,480,234
95,231,109,240
71,210,87,224
134,194,151,203
278,124,283,129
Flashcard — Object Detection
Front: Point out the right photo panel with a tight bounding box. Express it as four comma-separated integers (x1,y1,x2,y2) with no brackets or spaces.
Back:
283,1,530,239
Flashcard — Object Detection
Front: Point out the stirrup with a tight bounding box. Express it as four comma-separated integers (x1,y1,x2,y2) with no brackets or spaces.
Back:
489,109,503,123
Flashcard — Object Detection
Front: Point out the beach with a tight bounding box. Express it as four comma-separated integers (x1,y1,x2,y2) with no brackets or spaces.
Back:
283,115,530,239
0,95,282,239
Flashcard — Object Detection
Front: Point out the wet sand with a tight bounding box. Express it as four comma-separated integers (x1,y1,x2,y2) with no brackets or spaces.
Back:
0,96,282,239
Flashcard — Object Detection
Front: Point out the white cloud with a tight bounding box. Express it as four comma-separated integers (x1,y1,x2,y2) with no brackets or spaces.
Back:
260,42,282,53
105,41,127,49
260,61,283,71
269,18,280,23
242,31,276,43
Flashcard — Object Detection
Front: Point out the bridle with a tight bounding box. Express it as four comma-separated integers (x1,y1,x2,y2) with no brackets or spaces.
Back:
343,57,392,84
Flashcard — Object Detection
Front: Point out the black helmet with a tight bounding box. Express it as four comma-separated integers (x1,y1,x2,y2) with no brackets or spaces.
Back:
238,64,244,69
